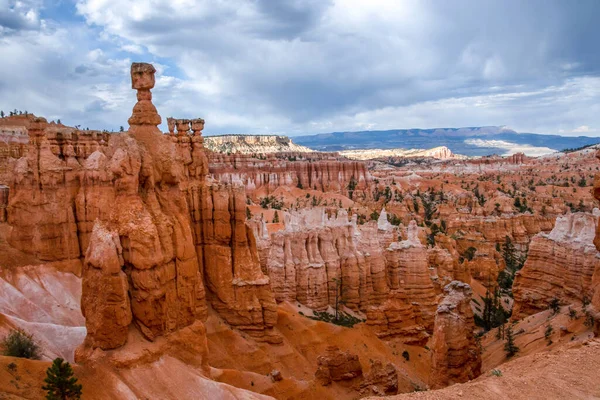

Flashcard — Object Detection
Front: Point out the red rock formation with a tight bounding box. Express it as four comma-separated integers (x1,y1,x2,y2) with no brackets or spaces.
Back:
5,63,279,351
252,210,439,343
208,151,371,198
80,222,131,349
193,182,279,343
0,185,7,222
447,214,554,252
590,261,600,337
430,281,481,389
589,151,600,336
427,234,470,292
0,124,28,171
512,212,600,319
315,345,363,386
7,116,83,268
252,209,390,310
128,63,161,127
366,221,437,343
357,360,398,396
253,209,369,311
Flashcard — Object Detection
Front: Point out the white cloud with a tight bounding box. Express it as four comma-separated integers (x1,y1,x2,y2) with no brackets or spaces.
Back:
559,125,597,135
0,0,598,136
120,43,144,54
464,139,556,157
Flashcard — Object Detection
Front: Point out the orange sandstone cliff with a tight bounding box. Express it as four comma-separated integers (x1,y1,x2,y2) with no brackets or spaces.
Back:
512,212,600,319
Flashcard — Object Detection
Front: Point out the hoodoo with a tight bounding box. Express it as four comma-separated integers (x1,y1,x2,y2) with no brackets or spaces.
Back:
429,281,481,389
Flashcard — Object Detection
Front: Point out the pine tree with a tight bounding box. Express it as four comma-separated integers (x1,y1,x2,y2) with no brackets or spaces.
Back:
0,110,4,118
504,325,519,358
514,197,521,209
42,358,82,400
331,277,344,321
119,126,124,132
272,211,279,223
548,297,560,315
496,323,505,340
502,236,517,272
544,324,554,345
481,284,505,331
246,207,251,220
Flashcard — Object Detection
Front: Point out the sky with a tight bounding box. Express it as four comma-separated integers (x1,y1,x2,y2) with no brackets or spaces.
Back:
0,0,599,136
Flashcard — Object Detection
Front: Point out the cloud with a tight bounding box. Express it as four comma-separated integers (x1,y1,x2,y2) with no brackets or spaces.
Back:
0,0,599,135
559,125,597,135
0,0,42,33
0,7,133,130
464,139,556,157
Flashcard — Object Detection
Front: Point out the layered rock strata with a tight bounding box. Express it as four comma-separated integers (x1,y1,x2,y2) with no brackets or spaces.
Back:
253,211,439,342
512,212,600,319
315,346,363,386
208,152,371,198
366,221,437,343
357,360,398,396
589,151,600,336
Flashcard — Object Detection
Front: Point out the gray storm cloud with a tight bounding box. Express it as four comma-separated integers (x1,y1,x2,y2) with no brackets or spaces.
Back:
0,0,598,135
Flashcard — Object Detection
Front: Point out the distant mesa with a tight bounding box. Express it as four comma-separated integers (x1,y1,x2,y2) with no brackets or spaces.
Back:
203,134,313,154
340,146,464,160
294,126,600,157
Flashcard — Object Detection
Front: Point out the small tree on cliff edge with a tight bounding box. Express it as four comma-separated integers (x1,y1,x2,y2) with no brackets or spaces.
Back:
331,277,344,321
504,325,519,358
42,358,82,400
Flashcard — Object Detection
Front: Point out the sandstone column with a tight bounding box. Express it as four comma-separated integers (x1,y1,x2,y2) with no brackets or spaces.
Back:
430,281,481,388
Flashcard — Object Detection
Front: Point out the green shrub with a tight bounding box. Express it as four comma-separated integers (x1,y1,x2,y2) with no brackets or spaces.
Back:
549,297,560,315
307,310,363,328
568,307,578,320
1,329,41,359
584,311,595,328
402,350,410,361
464,247,477,261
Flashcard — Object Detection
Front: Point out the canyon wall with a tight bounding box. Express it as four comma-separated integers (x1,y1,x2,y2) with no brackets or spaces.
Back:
208,152,371,198
252,212,441,343
590,152,600,335
252,208,391,312
512,212,600,319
